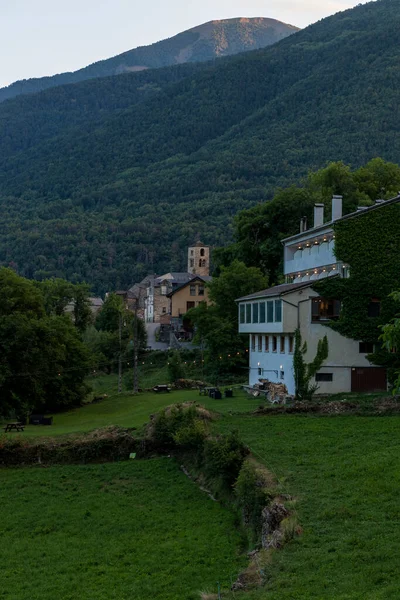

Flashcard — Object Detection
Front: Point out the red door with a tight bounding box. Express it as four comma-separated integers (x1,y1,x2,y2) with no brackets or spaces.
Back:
351,368,387,393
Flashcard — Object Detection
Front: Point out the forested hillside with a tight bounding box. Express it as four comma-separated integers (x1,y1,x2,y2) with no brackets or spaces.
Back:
0,17,298,102
1,0,400,293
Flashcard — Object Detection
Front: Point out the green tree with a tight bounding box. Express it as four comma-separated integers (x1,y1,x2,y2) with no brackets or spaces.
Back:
293,329,329,401
188,261,268,381
0,268,90,417
380,291,400,393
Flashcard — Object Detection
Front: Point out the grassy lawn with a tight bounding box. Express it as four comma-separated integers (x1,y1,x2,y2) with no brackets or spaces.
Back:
1,380,260,438
3,377,400,597
214,414,400,599
0,460,246,600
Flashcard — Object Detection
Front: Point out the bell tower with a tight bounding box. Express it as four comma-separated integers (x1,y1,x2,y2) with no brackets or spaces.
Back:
188,241,210,277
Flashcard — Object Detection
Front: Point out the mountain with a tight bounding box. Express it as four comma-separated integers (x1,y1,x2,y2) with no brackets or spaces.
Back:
0,17,299,103
1,0,400,294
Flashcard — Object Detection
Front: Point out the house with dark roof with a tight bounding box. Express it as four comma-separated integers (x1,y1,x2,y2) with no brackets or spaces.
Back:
237,195,399,395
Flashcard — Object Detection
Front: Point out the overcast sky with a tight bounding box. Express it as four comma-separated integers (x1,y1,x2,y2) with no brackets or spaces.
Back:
0,0,372,88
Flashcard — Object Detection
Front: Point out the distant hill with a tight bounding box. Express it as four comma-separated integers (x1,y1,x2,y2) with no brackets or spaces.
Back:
0,17,298,102
1,0,400,294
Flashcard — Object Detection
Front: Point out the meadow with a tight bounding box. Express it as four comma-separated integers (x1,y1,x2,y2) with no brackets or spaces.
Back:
216,414,400,600
2,380,400,598
0,460,246,600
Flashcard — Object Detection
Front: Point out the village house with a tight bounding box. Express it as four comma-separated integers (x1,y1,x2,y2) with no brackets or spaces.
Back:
167,274,212,332
142,242,211,323
237,195,400,395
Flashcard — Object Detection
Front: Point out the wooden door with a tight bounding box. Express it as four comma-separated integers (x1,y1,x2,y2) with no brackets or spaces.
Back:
351,367,387,393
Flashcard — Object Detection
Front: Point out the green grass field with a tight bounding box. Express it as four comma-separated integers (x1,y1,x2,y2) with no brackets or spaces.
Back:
2,377,400,598
215,414,400,600
0,460,246,600
1,377,260,438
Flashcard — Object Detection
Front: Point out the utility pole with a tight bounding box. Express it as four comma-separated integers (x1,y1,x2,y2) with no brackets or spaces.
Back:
118,311,122,393
133,287,141,395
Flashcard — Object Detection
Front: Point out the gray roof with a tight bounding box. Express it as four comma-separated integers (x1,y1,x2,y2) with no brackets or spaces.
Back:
236,281,313,302
167,275,212,297
89,297,103,307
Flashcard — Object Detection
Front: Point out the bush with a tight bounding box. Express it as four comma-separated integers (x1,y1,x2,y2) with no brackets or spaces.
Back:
203,430,249,487
151,404,205,449
167,351,186,382
235,459,276,536
0,426,137,466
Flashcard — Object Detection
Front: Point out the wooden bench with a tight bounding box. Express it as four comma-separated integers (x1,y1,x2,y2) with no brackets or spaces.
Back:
3,422,25,432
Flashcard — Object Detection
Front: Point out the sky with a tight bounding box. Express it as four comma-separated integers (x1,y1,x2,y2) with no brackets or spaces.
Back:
0,0,372,88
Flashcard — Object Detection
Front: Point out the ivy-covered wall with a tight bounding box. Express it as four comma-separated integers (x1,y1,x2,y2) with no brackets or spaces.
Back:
314,201,400,372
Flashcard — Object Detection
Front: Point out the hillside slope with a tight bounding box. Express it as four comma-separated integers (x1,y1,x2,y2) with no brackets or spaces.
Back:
0,17,298,102
1,0,400,293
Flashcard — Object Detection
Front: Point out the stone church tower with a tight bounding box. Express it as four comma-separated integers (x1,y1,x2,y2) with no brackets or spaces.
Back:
188,242,210,277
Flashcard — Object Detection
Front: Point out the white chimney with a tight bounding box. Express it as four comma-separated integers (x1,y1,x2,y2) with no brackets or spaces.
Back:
332,195,343,221
314,204,324,228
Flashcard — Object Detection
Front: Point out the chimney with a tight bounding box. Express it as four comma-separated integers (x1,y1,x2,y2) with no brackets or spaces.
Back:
313,204,324,228
332,195,343,221
299,216,307,233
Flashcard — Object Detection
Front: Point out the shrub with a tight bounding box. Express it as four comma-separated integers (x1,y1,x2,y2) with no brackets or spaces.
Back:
167,351,186,382
235,459,276,537
203,430,249,487
151,404,205,449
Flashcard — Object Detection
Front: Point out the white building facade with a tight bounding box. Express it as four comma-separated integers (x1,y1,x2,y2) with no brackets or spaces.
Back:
237,195,390,396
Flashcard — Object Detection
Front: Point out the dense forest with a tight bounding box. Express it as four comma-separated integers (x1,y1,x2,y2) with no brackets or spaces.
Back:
1,0,400,293
0,18,298,102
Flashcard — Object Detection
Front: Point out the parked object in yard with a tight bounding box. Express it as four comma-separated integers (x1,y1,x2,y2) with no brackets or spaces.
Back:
153,385,171,393
29,415,53,425
4,422,25,432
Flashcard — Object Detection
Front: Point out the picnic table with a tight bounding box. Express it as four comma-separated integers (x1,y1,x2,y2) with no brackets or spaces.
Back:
3,422,25,432
153,385,171,393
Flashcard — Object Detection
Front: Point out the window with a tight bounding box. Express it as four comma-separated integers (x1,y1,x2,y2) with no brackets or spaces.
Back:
272,336,277,352
246,304,251,324
259,302,266,323
267,300,274,323
258,368,263,377
252,303,259,323
160,285,167,295
368,299,381,317
190,285,196,296
239,304,245,324
198,285,204,296
264,335,269,352
251,335,256,352
280,336,285,353
258,335,263,352
359,342,374,354
190,258,194,267
289,335,294,354
186,301,195,311
200,248,205,257
312,298,341,322
162,307,166,314
275,300,282,323
315,372,333,382
199,260,202,267
190,250,194,256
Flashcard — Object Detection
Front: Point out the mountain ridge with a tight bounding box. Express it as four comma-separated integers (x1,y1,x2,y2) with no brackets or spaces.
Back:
0,17,298,103
0,0,399,293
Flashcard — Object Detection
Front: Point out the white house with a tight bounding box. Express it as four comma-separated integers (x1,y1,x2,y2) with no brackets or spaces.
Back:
237,195,392,395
